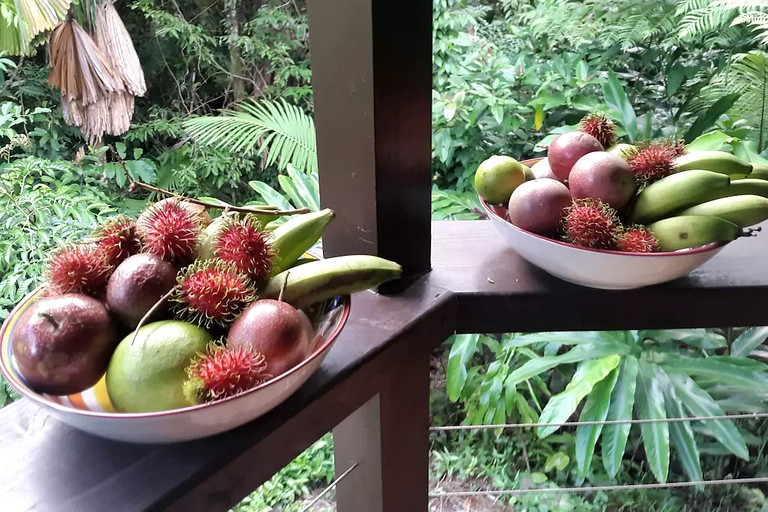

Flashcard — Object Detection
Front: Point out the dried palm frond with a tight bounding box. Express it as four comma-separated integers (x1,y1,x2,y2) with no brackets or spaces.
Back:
48,19,122,105
0,0,71,55
94,0,146,96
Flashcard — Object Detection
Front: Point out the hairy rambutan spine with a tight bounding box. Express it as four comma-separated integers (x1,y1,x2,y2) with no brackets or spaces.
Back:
172,259,256,328
183,341,272,404
616,225,660,253
579,113,617,149
44,243,112,297
137,198,204,266
561,199,622,249
626,141,678,184
213,213,275,284
93,215,141,267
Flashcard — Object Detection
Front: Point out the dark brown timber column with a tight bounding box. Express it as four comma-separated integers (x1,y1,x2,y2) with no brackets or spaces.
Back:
307,0,434,285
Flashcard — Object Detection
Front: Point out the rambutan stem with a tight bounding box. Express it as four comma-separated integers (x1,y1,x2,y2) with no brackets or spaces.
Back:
278,271,290,302
38,312,59,329
131,286,179,346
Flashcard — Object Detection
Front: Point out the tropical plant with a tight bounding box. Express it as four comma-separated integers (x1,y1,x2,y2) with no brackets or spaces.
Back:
246,163,319,223
183,98,317,174
0,0,70,55
447,328,768,485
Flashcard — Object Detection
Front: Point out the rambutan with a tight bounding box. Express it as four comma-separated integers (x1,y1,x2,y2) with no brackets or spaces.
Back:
172,259,256,328
183,341,271,404
212,214,274,284
625,141,678,184
137,198,204,266
579,113,617,149
561,199,622,249
616,226,659,253
152,197,212,228
92,215,141,268
45,243,112,297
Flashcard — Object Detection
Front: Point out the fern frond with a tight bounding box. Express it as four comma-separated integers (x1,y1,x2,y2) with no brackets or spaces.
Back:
182,98,317,173
675,0,712,17
678,7,738,42
712,0,768,10
733,11,768,44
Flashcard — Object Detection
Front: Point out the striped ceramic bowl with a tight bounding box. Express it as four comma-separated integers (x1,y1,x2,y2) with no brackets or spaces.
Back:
1,288,350,444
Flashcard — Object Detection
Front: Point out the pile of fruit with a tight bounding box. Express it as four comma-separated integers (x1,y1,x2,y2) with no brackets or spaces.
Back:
9,198,401,413
475,113,768,252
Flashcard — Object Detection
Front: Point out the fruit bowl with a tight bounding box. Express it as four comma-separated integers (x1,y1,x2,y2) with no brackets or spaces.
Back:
0,287,350,444
479,158,728,290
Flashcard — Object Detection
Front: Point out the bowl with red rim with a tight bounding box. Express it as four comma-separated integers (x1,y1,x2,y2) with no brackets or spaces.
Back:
0,287,350,444
479,158,728,290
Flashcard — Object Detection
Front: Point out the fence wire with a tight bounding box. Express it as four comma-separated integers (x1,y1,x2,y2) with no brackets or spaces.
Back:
429,476,768,499
297,462,358,512
430,411,768,432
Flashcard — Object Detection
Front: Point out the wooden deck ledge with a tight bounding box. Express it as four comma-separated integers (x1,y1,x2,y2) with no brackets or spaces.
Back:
3,219,768,511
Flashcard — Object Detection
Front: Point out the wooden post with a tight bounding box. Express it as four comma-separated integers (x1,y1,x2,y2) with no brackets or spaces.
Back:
333,351,431,512
306,0,434,285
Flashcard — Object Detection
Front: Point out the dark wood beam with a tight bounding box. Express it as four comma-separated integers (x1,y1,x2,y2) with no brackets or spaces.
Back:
307,0,434,284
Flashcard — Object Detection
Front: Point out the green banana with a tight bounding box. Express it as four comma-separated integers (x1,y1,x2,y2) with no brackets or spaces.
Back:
677,195,768,229
688,179,768,202
270,208,335,275
262,255,402,309
674,151,753,178
628,170,730,225
647,215,741,251
748,162,768,180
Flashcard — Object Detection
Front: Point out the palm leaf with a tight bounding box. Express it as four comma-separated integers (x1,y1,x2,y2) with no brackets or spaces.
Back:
0,0,70,55
183,98,318,173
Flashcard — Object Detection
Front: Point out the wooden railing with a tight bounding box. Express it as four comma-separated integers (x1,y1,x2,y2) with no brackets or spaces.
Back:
4,0,768,510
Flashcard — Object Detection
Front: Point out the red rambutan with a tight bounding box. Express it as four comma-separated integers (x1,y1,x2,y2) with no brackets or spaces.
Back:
152,197,212,228
45,243,112,297
579,113,617,149
561,199,622,249
172,259,256,328
137,198,203,266
625,141,678,184
183,341,271,404
616,226,660,253
93,215,141,268
213,214,274,284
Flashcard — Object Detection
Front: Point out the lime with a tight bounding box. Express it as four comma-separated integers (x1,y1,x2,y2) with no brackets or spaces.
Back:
521,164,535,181
606,143,636,159
474,155,526,204
105,320,213,413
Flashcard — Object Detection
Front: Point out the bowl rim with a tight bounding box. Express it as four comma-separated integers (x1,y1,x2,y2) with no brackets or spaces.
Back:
0,287,351,419
481,158,725,257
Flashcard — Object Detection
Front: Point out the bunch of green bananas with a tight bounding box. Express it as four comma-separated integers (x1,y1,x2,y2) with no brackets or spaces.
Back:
627,151,767,251
260,209,402,307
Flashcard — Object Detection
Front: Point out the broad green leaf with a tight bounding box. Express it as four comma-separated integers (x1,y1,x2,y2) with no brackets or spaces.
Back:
670,373,749,460
443,102,457,122
285,164,319,211
661,359,768,388
505,341,628,389
507,330,627,348
446,334,479,401
686,131,731,152
657,367,702,483
534,105,544,131
575,365,619,477
248,180,295,211
537,355,620,438
544,452,570,473
576,60,589,83
685,94,741,143
602,356,639,479
666,64,686,96
731,327,768,358
635,361,670,483
638,329,727,350
602,70,638,141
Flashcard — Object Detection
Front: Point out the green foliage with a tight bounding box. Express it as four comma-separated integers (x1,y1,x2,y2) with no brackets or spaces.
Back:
183,98,318,174
231,434,334,512
446,329,768,486
0,156,120,319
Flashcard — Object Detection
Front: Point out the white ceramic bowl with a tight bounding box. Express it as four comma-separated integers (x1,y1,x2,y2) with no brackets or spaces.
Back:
1,289,350,444
480,167,728,290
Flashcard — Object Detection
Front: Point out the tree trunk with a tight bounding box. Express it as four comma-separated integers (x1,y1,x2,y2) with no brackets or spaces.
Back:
225,0,246,102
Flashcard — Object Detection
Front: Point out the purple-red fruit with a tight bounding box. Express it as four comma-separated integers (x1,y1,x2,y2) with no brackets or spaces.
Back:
507,178,573,235
568,152,636,210
11,293,119,395
227,299,314,378
547,131,604,181
106,253,179,329
530,158,557,180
